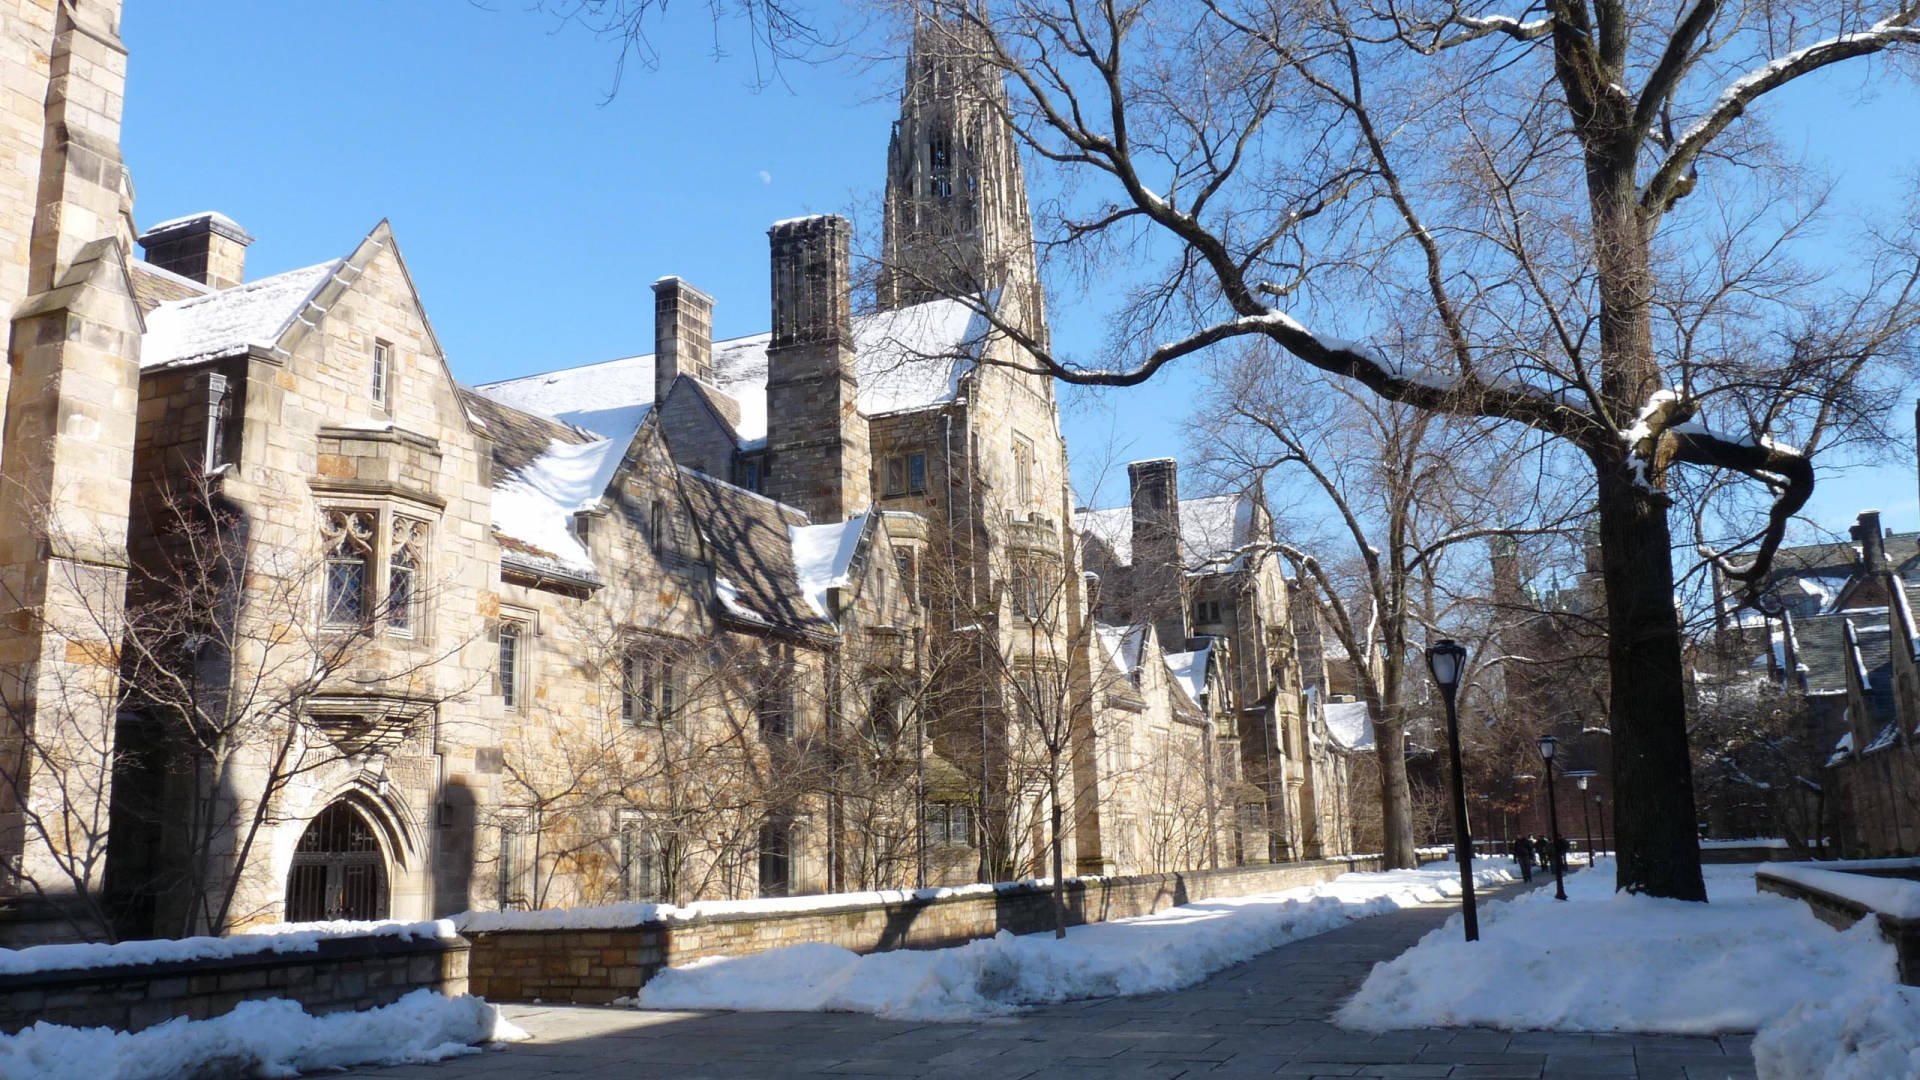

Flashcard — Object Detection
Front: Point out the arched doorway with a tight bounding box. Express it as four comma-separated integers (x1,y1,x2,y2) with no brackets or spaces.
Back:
285,800,390,922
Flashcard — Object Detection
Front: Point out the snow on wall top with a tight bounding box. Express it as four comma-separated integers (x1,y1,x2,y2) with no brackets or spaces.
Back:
0,918,454,976
471,295,990,449
1164,644,1210,706
1074,491,1261,574
141,260,342,369
791,512,869,620
1323,700,1375,752
1757,859,1920,920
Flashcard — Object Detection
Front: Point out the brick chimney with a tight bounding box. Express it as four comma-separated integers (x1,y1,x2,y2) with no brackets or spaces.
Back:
137,212,252,289
653,276,714,404
763,215,870,522
1853,509,1887,574
1127,458,1189,650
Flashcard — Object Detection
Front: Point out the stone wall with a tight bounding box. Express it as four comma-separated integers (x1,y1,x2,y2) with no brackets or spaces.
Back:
1756,863,1920,985
0,933,471,1035
467,854,1385,1004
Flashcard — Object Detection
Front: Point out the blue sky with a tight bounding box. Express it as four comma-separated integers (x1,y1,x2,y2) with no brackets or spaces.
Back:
120,2,1919,532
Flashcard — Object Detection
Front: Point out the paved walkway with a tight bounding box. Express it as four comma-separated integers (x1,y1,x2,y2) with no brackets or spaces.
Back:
343,880,1757,1080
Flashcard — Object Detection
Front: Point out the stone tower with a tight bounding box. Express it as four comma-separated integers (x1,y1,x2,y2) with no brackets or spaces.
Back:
1128,458,1189,652
764,215,871,523
0,0,144,942
878,15,1044,337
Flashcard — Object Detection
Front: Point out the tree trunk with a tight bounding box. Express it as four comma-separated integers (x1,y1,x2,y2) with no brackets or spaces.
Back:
1049,760,1066,938
1374,714,1417,868
1596,469,1706,900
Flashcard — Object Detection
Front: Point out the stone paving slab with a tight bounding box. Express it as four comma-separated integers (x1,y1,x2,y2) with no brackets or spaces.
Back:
337,879,1758,1079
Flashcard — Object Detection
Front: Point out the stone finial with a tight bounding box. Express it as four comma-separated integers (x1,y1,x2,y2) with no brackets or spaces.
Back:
652,276,714,404
137,212,253,290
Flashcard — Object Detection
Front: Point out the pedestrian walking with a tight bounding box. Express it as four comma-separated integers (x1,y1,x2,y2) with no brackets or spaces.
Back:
1514,834,1534,882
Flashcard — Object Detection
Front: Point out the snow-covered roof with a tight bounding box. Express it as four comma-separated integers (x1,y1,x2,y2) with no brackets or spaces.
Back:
1164,644,1211,707
1074,491,1263,574
1324,700,1375,752
141,260,342,369
1827,730,1853,767
472,296,991,453
489,436,624,579
790,513,869,621
1094,622,1148,681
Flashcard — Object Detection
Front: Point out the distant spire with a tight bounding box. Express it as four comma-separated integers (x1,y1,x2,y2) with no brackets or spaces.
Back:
878,13,1045,338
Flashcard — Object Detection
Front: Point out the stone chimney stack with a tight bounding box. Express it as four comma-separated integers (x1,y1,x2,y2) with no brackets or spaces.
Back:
1128,458,1189,650
763,215,870,522
652,276,714,404
1853,509,1887,574
136,212,252,289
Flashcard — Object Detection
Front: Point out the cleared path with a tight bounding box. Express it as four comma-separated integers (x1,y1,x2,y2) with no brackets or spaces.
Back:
341,879,1757,1079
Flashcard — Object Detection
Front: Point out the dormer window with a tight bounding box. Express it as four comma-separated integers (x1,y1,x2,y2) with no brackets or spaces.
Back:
371,341,391,409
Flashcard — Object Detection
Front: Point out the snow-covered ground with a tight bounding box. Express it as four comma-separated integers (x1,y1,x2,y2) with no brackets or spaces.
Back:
635,861,1515,1021
1337,860,1918,1078
0,988,526,1080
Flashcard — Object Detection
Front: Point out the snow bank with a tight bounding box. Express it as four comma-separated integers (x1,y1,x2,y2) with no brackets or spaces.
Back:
1338,862,1897,1034
0,988,526,1080
0,919,456,977
1758,859,1920,919
1753,983,1920,1080
634,863,1514,1021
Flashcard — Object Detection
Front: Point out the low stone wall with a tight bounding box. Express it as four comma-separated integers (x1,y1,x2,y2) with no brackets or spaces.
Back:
1756,865,1920,985
0,933,471,1034
468,854,1384,1005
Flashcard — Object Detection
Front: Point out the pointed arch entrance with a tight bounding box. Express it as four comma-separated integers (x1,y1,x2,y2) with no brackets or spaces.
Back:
285,800,390,922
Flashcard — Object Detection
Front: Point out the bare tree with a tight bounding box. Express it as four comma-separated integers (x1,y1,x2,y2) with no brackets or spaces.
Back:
870,1,1920,898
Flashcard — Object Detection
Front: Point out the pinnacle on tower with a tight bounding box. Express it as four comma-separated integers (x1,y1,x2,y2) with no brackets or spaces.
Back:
878,14,1044,336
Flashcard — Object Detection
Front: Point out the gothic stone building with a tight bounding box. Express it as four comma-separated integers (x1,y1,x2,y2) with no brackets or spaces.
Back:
0,1,1329,943
1076,459,1356,863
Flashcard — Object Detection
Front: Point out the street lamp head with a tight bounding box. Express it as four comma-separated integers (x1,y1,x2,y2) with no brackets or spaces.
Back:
1576,775,1589,791
1426,639,1467,691
1537,733,1558,762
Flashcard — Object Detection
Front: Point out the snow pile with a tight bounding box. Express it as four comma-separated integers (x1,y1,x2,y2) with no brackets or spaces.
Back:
0,988,526,1080
0,919,456,976
634,862,1514,1021
1753,983,1920,1080
1338,862,1897,1034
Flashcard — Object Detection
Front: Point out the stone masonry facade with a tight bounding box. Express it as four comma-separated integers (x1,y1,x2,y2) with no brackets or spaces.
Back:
0,0,1359,949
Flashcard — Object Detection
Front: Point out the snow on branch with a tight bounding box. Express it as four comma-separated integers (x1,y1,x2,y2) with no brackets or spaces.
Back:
1644,8,1920,213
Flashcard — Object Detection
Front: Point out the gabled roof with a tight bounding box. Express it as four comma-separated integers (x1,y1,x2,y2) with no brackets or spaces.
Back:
1164,643,1211,707
1095,622,1149,681
677,470,837,638
140,259,343,368
128,258,213,312
461,389,614,583
1075,490,1264,574
471,295,992,454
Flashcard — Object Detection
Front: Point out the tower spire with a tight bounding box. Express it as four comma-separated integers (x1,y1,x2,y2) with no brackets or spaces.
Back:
878,15,1044,337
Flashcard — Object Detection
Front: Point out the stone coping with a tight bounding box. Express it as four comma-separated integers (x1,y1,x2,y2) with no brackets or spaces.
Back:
1756,859,1920,985
461,854,1384,936
0,930,468,993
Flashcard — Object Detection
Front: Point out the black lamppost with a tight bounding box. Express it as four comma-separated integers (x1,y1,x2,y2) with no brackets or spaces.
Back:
1595,792,1607,857
1538,735,1567,900
1425,639,1478,941
1577,775,1596,867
